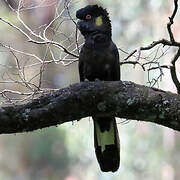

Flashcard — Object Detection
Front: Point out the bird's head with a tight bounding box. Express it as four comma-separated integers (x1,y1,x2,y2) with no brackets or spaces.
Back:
76,5,112,37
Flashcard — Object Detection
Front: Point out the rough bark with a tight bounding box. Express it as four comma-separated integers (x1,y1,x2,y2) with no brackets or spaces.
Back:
0,81,180,134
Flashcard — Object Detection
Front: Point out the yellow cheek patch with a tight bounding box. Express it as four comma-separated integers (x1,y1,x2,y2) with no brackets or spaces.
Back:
95,16,103,26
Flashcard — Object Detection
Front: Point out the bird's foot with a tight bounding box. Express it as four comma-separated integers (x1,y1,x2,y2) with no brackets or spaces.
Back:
95,78,101,82
84,78,89,82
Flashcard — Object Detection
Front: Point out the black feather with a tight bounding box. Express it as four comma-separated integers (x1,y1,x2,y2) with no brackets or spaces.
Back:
76,4,120,172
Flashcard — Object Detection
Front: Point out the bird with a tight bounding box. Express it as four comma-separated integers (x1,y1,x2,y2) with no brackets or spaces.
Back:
76,5,120,172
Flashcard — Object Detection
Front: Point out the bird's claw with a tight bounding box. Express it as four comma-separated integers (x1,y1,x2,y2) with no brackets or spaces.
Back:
84,78,89,82
95,78,100,82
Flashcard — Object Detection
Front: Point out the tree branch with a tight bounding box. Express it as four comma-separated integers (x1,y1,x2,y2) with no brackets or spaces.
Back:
167,0,178,42
170,48,180,94
0,81,180,134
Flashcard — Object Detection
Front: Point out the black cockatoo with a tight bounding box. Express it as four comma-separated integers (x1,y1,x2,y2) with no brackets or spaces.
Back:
76,5,120,172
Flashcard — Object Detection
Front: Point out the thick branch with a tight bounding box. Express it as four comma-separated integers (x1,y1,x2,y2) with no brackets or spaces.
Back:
0,81,180,134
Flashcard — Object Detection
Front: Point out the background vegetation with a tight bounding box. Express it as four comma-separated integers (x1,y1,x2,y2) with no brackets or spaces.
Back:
0,0,179,179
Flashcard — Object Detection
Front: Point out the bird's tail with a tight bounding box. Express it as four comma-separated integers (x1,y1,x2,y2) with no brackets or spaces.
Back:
93,116,120,172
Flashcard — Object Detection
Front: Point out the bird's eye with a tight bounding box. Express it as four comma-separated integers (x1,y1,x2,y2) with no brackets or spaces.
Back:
85,14,91,20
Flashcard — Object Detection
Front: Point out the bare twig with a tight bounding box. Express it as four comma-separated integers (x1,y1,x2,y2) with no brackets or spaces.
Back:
148,65,169,71
119,61,145,71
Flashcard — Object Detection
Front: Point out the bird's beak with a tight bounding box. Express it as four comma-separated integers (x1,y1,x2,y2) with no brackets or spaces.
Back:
77,19,83,30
